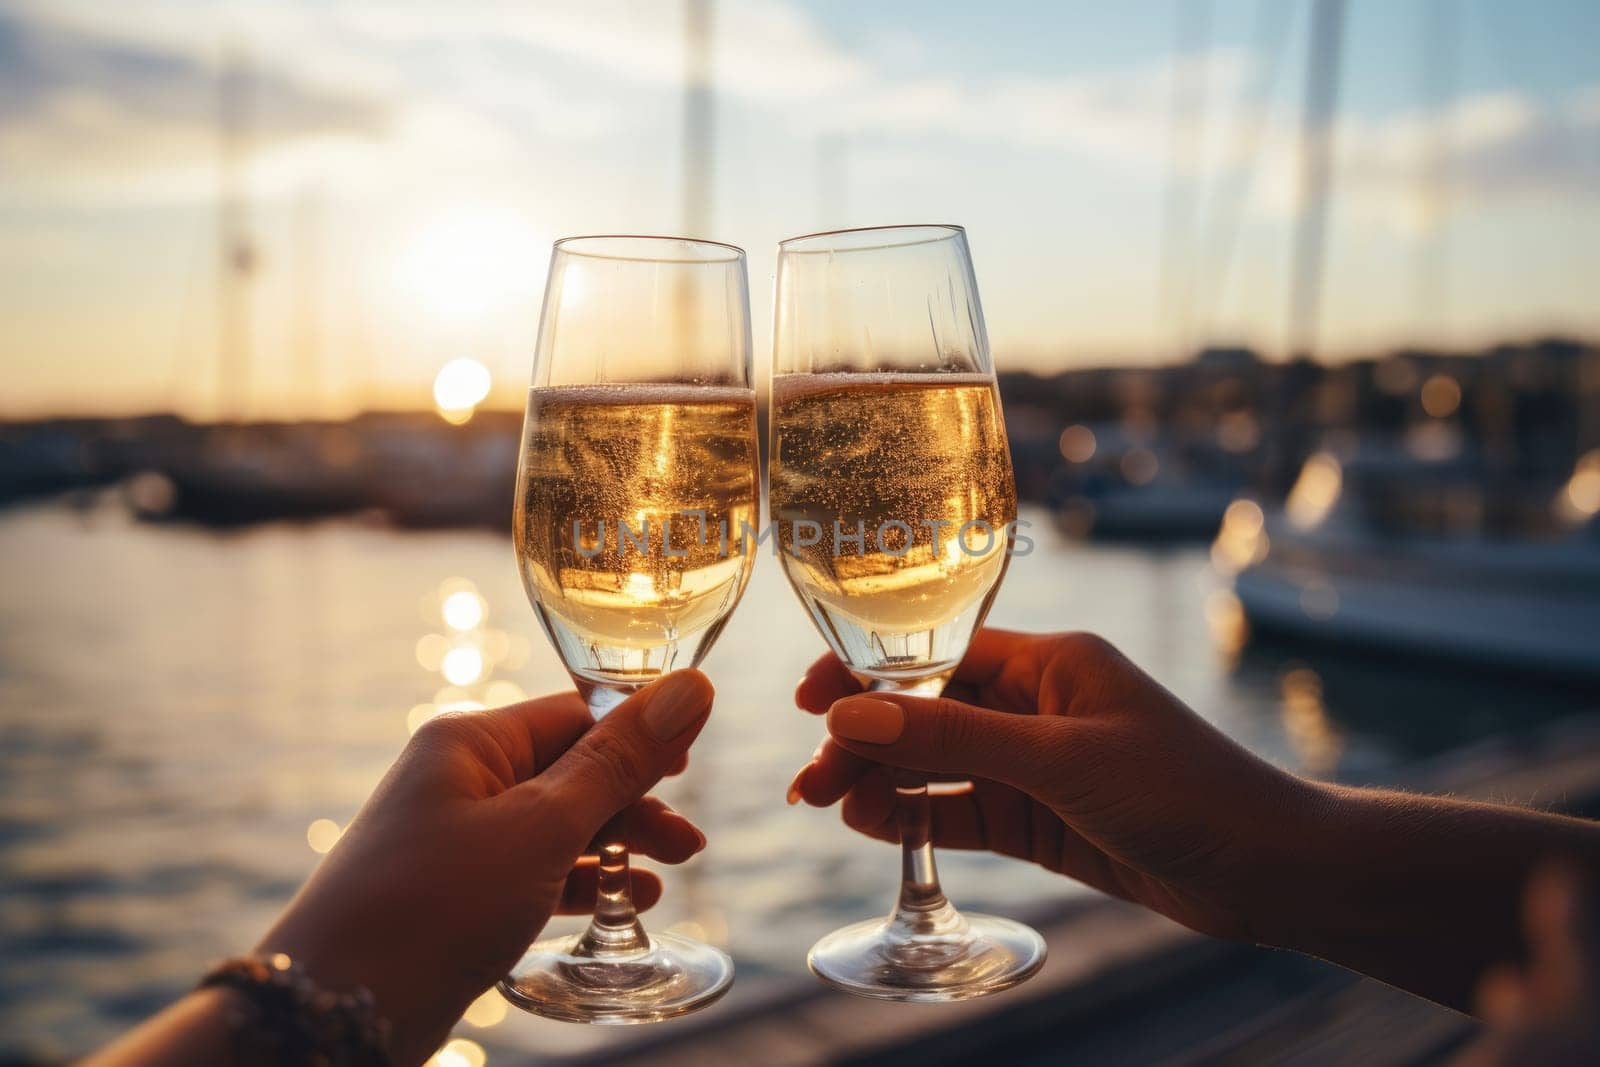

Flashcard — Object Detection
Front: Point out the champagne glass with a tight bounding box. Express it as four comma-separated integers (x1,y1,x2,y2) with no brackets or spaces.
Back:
500,235,757,1022
770,224,1046,1000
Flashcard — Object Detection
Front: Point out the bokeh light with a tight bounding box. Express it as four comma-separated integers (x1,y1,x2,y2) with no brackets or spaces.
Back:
415,633,451,672
1561,449,1600,520
1058,424,1096,463
442,590,486,631
406,703,440,734
441,645,486,686
123,471,177,516
461,990,507,1028
1210,497,1269,576
1286,453,1342,529
1419,374,1462,418
1279,666,1342,776
429,1037,487,1067
1204,589,1249,658
1223,498,1264,537
306,819,343,854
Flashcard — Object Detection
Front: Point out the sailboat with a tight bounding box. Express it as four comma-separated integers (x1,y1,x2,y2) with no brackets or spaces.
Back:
1219,0,1600,681
1225,445,1600,681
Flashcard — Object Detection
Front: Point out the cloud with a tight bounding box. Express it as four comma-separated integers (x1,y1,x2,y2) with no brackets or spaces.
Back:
843,52,1253,171
0,3,388,201
324,0,868,101
1250,89,1600,235
3,0,1595,236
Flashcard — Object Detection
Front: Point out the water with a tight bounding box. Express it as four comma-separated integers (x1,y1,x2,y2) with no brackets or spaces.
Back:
1,502,1592,1063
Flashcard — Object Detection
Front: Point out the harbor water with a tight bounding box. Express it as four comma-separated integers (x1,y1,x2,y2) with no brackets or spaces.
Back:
1,501,1593,1063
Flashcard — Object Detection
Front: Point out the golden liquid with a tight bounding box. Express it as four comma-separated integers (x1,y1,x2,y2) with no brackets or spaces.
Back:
769,373,1016,676
515,385,759,683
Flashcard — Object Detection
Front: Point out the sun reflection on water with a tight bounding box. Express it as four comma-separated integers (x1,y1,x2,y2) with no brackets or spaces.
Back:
441,645,486,686
460,990,507,1029
410,579,522,720
1279,665,1343,777
428,1037,487,1067
1210,497,1268,576
442,590,487,632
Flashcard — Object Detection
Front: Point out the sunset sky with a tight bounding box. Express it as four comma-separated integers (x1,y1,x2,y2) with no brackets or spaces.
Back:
4,0,1599,418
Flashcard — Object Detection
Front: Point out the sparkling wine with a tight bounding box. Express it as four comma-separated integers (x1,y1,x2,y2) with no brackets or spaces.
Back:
515,384,759,684
769,372,1016,681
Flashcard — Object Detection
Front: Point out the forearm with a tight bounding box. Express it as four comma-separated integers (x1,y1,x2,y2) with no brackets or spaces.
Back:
1262,781,1600,1011
82,988,248,1067
84,935,439,1067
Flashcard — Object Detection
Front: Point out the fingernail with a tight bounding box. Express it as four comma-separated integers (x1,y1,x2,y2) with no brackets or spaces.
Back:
642,671,711,741
786,764,811,805
691,826,708,852
828,697,904,744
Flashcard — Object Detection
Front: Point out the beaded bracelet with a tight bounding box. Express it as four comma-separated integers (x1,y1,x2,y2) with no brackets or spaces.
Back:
198,953,392,1066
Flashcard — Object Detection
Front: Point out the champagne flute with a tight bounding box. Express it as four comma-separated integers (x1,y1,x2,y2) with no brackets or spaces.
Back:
770,224,1046,1000
500,235,757,1022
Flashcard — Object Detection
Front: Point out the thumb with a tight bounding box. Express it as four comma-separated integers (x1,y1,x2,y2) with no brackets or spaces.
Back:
531,670,714,851
826,692,1067,797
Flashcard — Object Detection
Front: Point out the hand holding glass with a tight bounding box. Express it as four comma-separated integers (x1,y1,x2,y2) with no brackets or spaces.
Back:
770,225,1046,1000
502,236,757,1023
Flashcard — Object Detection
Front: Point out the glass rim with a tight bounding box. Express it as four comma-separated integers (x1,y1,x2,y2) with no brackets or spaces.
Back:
778,223,965,255
553,234,746,264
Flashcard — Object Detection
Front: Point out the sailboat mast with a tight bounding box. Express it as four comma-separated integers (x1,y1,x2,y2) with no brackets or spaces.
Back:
1286,0,1347,361
1415,0,1459,336
217,49,256,422
1157,0,1213,362
293,188,323,420
683,0,714,239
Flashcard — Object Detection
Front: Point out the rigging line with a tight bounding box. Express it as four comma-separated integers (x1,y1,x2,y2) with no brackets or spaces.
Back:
1156,0,1214,361
1194,0,1297,340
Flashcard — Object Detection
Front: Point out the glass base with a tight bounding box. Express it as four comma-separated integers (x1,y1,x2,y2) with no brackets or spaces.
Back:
807,912,1046,1002
498,931,734,1024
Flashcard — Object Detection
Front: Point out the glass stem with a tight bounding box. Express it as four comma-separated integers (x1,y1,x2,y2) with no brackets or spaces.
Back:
569,686,651,960
871,678,969,948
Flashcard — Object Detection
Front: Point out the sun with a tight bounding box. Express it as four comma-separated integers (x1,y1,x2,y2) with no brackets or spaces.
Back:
394,205,545,325
433,357,492,423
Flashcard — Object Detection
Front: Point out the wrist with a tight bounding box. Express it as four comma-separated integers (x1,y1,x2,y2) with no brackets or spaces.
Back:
199,954,392,1065
1227,771,1352,951
255,906,467,1066
1239,777,1443,958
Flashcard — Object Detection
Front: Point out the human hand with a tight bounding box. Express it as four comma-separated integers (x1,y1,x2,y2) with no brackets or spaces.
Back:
1456,865,1600,1066
788,630,1316,943
257,671,715,1065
